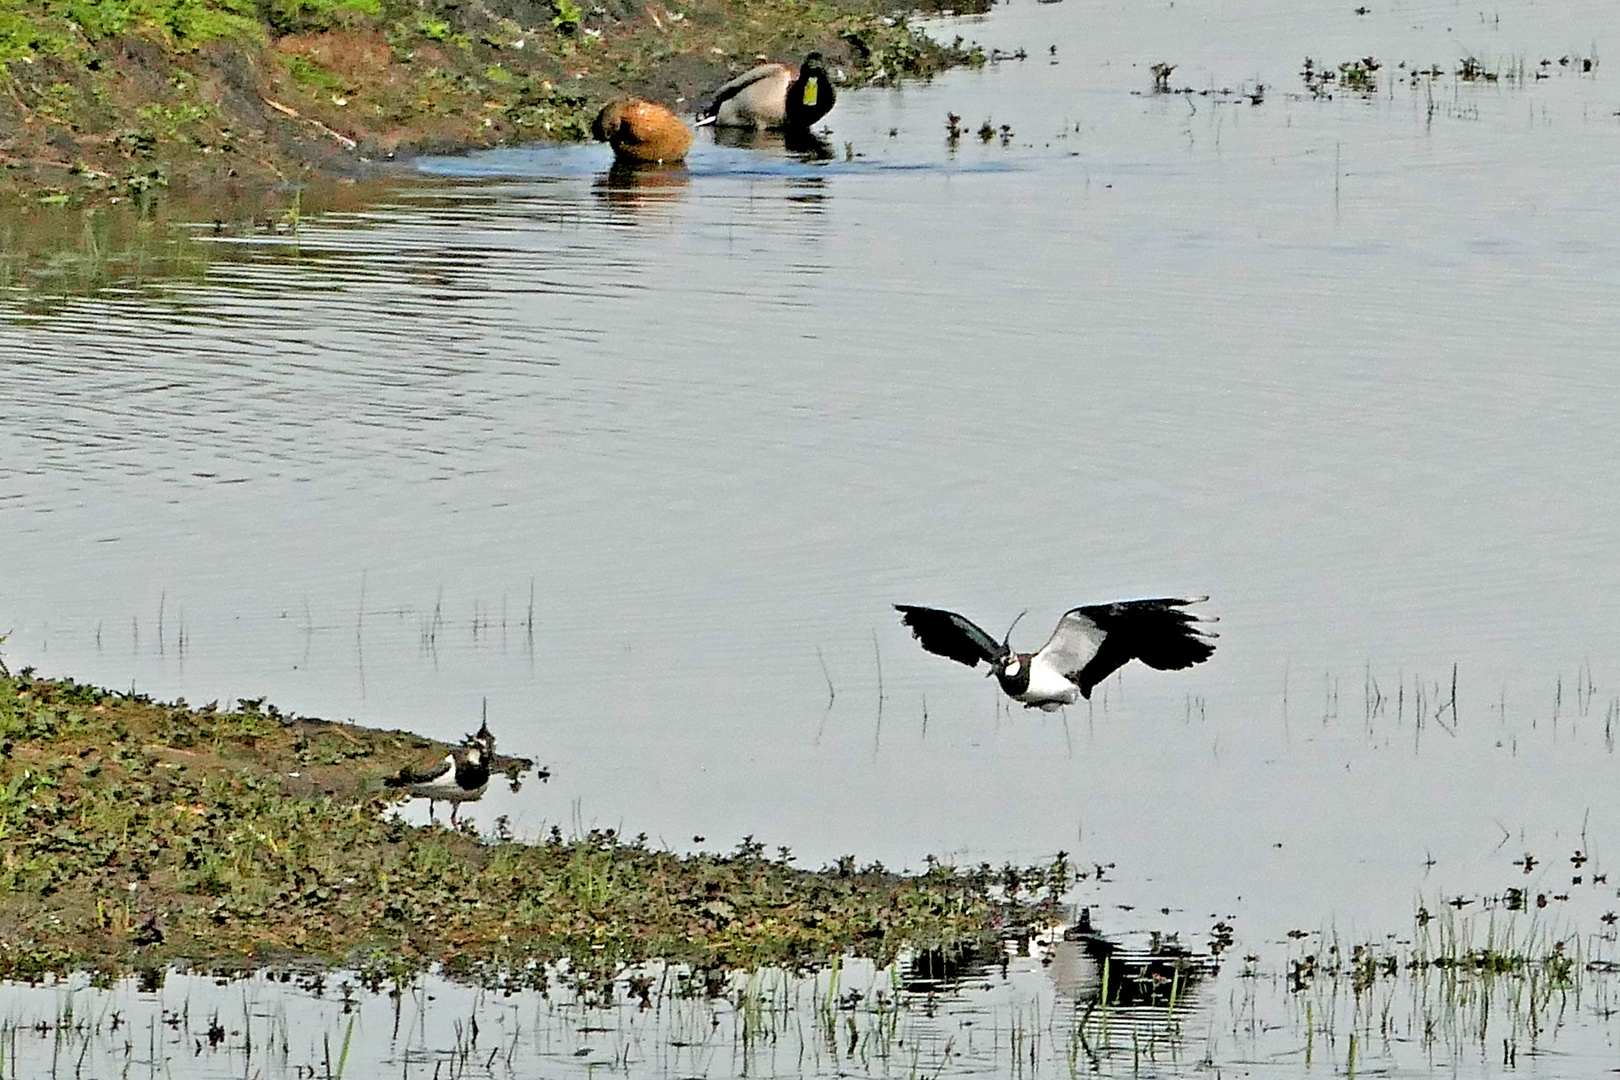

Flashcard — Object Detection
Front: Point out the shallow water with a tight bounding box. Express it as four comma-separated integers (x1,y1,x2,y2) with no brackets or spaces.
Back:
4,0,1620,1071
2,927,1617,1080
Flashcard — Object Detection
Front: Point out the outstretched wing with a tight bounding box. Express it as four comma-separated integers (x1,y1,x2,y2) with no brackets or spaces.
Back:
1035,597,1217,699
696,63,787,122
894,605,1007,669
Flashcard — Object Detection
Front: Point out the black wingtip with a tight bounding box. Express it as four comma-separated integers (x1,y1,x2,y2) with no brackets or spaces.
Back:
894,603,1006,669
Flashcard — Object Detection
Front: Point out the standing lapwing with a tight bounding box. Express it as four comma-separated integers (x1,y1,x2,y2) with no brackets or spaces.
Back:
384,719,496,825
694,52,836,130
895,598,1217,711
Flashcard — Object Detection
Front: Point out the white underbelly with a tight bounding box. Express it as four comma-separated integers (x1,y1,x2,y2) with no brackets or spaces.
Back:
1016,665,1080,708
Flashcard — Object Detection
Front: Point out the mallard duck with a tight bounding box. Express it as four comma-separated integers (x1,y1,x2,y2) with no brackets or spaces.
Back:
895,597,1218,710
695,52,836,130
591,98,693,164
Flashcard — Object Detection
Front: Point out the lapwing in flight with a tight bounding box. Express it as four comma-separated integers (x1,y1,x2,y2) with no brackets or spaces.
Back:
895,597,1217,711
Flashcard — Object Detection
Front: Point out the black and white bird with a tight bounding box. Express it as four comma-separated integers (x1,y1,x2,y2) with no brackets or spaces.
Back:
695,52,836,130
895,597,1217,711
384,720,496,825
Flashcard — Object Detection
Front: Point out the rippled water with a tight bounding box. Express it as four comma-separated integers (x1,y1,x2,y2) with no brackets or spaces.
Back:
4,0,1620,1071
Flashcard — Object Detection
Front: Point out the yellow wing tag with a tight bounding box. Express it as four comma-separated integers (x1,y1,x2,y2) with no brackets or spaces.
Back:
802,81,818,106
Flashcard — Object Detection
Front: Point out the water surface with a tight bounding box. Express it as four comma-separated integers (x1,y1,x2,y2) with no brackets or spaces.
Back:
3,2,1619,1068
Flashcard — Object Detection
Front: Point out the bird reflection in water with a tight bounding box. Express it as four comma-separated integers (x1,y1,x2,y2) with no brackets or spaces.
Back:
592,161,690,214
901,909,1216,1065
711,124,835,161
1048,909,1218,1068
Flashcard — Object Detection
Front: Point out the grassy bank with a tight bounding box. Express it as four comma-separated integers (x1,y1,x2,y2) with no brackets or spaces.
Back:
0,660,1066,986
0,0,989,200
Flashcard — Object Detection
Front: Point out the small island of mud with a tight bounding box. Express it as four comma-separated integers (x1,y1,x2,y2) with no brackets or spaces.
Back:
0,659,1067,987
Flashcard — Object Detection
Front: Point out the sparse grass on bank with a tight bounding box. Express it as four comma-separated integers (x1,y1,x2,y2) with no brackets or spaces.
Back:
0,0,991,200
0,659,1067,987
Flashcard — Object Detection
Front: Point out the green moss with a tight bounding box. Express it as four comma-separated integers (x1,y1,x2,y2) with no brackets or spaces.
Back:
0,0,262,64
549,0,580,34
283,51,341,88
261,0,378,34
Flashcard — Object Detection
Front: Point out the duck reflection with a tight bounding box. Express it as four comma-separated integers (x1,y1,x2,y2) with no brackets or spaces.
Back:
711,124,835,161
591,161,690,214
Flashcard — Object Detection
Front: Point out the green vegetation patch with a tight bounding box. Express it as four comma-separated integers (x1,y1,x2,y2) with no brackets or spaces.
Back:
0,661,1066,986
0,0,263,64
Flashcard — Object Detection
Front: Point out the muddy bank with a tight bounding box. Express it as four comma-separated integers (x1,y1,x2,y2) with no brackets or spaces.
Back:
0,660,1067,985
0,0,991,202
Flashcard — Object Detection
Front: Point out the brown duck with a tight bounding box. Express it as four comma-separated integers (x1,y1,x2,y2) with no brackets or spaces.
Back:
592,98,693,164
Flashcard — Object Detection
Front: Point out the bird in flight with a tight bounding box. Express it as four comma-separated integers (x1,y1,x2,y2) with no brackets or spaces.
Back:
895,597,1217,711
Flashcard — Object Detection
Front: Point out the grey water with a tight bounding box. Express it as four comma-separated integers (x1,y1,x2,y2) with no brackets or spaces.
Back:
4,0,1620,1072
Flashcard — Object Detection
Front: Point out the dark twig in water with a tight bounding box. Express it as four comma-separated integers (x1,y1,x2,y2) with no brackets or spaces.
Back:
872,630,884,758
816,645,835,706
355,570,367,699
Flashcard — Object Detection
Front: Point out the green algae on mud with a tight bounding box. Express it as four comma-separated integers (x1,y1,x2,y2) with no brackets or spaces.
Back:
0,0,992,202
0,659,1070,986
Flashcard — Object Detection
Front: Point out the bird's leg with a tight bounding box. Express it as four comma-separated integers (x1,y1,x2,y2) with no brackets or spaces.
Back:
428,800,438,824
450,804,460,827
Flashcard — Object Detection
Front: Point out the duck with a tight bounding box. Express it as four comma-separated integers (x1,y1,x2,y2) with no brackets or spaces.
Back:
384,720,496,825
695,52,836,130
895,597,1217,711
591,98,693,164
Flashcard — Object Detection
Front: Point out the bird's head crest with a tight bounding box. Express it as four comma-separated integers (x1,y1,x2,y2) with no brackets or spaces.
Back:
1002,609,1028,651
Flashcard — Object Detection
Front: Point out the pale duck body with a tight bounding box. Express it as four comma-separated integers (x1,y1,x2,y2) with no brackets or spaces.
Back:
696,53,836,130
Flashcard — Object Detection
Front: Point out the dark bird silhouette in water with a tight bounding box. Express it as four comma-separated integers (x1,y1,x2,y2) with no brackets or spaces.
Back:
384,720,496,825
895,597,1217,710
